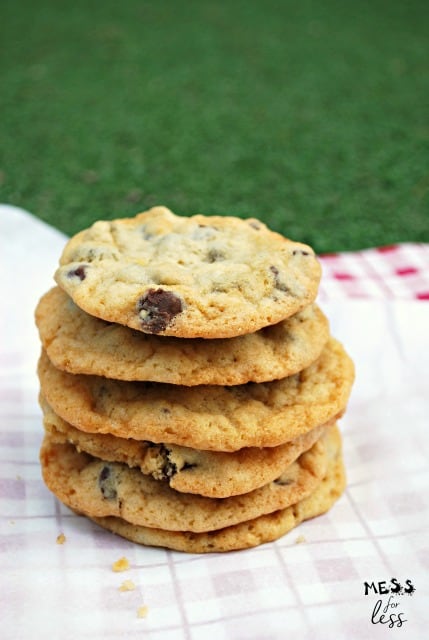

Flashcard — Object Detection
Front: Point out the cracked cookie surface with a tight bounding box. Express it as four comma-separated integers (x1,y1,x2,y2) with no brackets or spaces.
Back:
36,287,329,385
54,207,321,338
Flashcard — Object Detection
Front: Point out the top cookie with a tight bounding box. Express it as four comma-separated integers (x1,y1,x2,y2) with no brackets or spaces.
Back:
54,207,321,338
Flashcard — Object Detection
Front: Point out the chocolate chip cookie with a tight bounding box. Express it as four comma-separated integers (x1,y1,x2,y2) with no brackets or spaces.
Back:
42,395,331,498
90,431,345,552
40,426,337,534
35,286,329,385
54,207,321,338
38,337,354,451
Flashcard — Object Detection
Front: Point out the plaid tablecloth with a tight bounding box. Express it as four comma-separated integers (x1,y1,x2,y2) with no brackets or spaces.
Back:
1,205,428,639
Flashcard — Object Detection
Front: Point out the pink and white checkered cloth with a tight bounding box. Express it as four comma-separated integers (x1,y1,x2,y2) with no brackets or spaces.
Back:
1,205,428,640
318,243,429,301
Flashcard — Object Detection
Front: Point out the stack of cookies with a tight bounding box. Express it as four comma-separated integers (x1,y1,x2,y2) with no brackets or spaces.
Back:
35,207,354,553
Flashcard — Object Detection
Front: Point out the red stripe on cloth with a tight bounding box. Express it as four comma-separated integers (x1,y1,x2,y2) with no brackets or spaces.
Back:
333,272,356,281
376,244,399,253
416,291,429,300
396,267,419,276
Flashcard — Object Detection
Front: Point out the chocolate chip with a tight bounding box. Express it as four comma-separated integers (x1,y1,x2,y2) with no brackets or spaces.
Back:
270,266,289,292
137,288,183,333
98,465,117,500
273,476,295,486
140,225,153,241
159,446,177,479
162,460,177,478
198,223,218,231
292,249,311,256
67,265,87,281
142,440,157,448
205,248,225,263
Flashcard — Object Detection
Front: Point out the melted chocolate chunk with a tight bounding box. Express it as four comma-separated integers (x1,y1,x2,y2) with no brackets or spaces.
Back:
160,446,177,479
98,465,117,500
270,266,289,292
137,288,183,333
67,265,87,281
162,460,177,478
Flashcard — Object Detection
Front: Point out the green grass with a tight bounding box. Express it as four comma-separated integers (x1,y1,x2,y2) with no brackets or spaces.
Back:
1,0,428,252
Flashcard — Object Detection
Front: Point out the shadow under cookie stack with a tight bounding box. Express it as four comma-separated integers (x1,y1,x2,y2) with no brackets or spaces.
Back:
35,207,354,553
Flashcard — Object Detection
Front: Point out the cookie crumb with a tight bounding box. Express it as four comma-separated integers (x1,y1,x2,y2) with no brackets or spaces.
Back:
119,579,136,592
112,556,130,572
56,533,66,545
137,605,149,619
295,535,306,544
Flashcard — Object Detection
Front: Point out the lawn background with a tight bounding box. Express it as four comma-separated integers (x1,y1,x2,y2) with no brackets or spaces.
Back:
1,0,428,252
